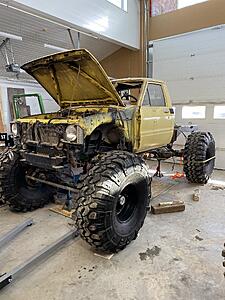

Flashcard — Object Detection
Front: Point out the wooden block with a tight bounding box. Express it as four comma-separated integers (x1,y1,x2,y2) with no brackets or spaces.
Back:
94,251,114,260
49,205,75,219
151,201,185,214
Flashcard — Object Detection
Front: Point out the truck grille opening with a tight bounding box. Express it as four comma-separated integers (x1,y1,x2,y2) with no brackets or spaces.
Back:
21,122,66,146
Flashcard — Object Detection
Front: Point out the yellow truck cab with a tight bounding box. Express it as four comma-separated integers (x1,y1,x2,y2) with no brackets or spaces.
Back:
111,78,175,152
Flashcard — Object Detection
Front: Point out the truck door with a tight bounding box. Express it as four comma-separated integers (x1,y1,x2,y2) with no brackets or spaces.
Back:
139,83,174,152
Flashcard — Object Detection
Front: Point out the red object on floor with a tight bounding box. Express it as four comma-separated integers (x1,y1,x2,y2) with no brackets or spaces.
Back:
171,172,185,179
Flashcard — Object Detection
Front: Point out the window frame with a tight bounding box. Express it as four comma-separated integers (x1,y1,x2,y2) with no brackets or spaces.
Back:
142,86,151,106
148,83,166,107
107,0,127,11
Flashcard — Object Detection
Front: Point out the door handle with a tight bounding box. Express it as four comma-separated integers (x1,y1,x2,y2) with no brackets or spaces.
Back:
163,108,170,113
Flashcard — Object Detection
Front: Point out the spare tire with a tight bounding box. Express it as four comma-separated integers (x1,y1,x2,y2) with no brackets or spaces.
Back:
183,132,215,184
73,151,151,253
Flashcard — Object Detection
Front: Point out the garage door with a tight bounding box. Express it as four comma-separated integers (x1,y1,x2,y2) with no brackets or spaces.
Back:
152,25,225,169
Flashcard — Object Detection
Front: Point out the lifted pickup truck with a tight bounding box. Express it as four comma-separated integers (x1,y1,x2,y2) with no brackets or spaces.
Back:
0,49,215,252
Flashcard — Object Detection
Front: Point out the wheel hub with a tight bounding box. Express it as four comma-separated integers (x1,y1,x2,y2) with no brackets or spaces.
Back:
119,195,126,206
116,185,137,223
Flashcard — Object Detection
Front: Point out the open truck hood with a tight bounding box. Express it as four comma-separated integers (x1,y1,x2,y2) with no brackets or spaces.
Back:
22,49,124,108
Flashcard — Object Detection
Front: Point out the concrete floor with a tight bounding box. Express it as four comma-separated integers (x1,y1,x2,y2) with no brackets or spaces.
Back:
0,161,225,300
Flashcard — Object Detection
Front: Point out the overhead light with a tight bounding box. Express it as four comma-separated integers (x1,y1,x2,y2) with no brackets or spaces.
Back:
0,31,22,41
44,43,69,52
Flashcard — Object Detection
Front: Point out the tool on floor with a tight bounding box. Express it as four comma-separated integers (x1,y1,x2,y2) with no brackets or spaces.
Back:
193,189,200,201
171,171,185,179
151,200,185,214
0,219,79,290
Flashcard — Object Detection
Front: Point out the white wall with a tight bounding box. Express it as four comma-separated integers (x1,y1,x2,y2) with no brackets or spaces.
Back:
0,78,59,131
152,26,225,169
9,0,140,49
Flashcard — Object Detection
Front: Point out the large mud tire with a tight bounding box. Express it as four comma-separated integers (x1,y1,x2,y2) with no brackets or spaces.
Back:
183,132,215,184
73,151,151,253
0,148,54,211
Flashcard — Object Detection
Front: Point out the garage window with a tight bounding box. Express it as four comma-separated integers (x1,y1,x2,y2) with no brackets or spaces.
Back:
214,106,225,119
182,106,206,119
107,0,127,11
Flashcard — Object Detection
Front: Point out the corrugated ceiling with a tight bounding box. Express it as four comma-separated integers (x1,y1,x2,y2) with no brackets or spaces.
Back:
0,4,121,80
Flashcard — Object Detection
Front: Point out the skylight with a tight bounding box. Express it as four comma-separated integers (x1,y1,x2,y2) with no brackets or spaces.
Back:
178,0,208,9
107,0,127,11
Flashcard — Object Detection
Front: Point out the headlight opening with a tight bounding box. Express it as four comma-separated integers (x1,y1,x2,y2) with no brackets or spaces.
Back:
66,125,77,142
11,123,18,136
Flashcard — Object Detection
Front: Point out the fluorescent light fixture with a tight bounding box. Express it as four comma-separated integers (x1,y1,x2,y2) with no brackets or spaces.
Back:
0,31,22,41
44,43,69,52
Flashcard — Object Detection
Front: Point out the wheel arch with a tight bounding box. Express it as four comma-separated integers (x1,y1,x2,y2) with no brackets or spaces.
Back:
84,122,132,153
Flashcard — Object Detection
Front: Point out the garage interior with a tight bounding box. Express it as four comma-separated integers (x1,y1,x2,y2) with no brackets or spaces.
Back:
0,0,225,299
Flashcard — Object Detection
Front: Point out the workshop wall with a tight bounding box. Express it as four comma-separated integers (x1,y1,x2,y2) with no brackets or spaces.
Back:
150,0,225,40
102,0,225,79
101,47,145,78
101,0,146,78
